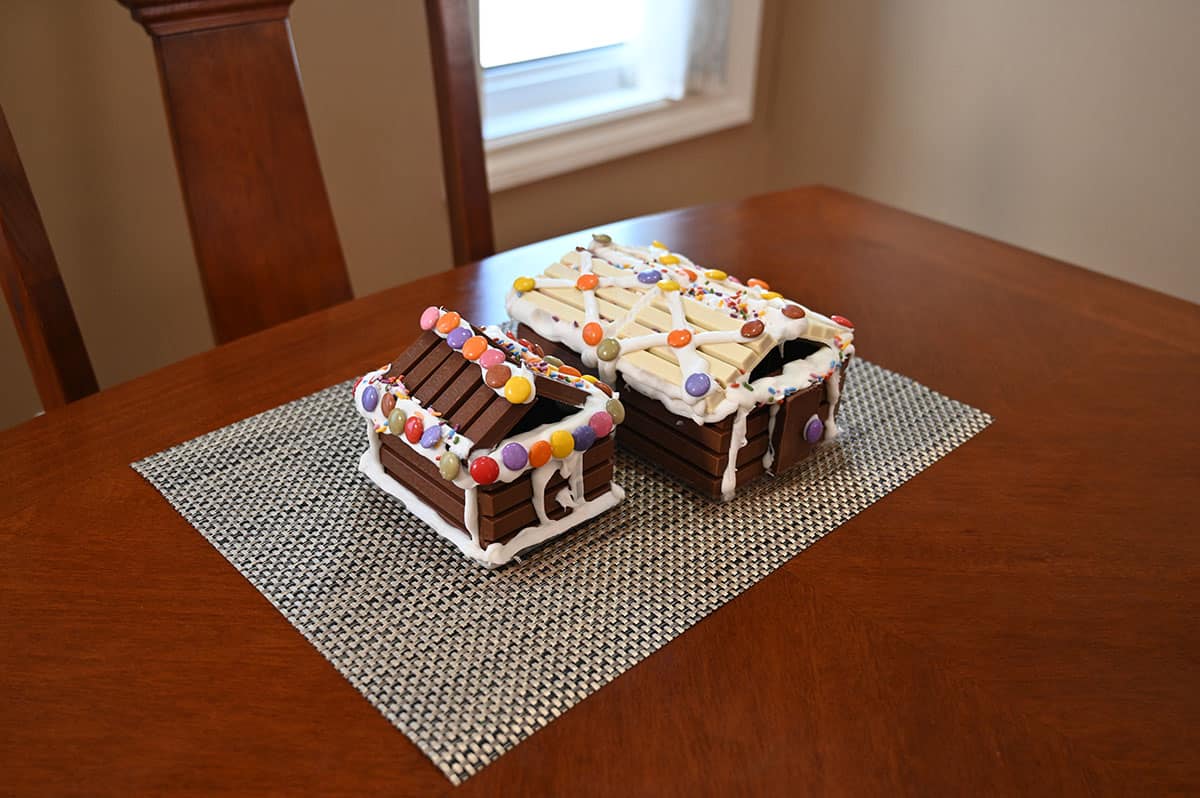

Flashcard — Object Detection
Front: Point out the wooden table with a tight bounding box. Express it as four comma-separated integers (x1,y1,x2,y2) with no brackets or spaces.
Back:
3,187,1198,795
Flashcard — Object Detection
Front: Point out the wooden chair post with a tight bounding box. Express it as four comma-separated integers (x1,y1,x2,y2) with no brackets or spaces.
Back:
119,0,353,343
425,0,496,265
0,104,99,409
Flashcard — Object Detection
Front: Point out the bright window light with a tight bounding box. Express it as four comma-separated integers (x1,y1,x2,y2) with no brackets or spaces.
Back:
477,0,764,190
478,0,644,69
478,0,693,140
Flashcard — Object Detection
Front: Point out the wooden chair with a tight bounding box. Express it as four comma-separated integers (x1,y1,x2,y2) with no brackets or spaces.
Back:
2,0,493,410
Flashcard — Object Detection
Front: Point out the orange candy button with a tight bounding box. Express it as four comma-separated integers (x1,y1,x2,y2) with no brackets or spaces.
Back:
747,278,770,290
528,440,552,468
558,365,582,378
461,335,488,360
435,311,461,334
576,273,599,291
667,329,693,348
582,321,604,346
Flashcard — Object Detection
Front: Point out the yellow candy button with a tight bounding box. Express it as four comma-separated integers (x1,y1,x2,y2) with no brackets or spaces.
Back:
581,373,598,384
651,240,667,249
513,276,535,292
550,429,575,458
761,291,782,300
705,269,727,280
504,375,532,403
658,254,680,265
657,279,681,292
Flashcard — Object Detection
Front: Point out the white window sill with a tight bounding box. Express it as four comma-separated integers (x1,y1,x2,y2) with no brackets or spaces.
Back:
483,90,754,192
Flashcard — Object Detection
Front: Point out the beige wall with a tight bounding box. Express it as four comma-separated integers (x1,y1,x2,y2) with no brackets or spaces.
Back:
3,0,1197,430
765,0,1200,303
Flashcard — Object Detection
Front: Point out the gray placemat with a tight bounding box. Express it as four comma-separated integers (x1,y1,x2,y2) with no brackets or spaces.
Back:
132,359,991,783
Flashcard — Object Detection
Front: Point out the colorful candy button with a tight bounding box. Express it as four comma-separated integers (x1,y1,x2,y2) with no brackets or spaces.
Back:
501,442,528,470
582,321,604,346
592,233,612,244
658,254,680,265
576,273,599,291
403,414,424,443
504,375,532,403
469,456,500,485
438,451,460,480
831,314,855,329
387,408,406,434
681,268,696,282
420,424,442,448
637,269,662,284
478,349,507,368
461,335,488,360
513,276,535,292
528,440,552,468
747,278,770,290
544,355,564,368
596,338,621,361
485,364,511,389
435,311,461,334
705,269,727,280
651,240,667,249
361,385,379,412
685,372,711,397
446,327,471,349
594,381,614,397
550,430,575,459
782,304,806,319
605,398,625,424
419,306,441,330
667,329,693,348
380,392,396,416
572,424,596,451
657,279,681,292
740,319,765,338
804,414,824,444
589,410,614,438
761,291,782,300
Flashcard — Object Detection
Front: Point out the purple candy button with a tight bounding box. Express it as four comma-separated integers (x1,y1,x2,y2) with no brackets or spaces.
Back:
420,424,443,448
501,442,528,470
446,327,471,349
572,424,597,451
361,384,379,412
804,414,824,443
637,269,662,284
684,372,711,397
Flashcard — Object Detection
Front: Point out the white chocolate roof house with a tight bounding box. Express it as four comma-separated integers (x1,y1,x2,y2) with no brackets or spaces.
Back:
354,307,625,567
506,236,857,501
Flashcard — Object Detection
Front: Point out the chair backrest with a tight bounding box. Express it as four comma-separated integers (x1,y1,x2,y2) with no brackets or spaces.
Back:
4,0,493,410
0,104,98,409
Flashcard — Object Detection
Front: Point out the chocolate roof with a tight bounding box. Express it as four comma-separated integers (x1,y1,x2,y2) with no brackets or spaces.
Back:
385,329,587,450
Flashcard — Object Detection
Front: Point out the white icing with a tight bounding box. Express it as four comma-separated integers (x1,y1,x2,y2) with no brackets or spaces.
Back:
721,408,749,501
763,403,780,471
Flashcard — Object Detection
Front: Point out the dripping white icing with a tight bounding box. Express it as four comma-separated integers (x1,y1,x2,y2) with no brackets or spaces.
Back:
721,408,749,501
763,403,781,471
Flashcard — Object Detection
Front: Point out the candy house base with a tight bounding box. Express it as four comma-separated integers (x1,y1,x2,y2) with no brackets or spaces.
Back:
518,323,847,501
378,432,615,544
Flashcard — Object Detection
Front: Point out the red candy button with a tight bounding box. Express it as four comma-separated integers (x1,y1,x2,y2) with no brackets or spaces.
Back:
469,456,500,485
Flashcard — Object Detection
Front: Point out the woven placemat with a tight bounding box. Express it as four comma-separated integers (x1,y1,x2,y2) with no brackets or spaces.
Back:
132,359,991,783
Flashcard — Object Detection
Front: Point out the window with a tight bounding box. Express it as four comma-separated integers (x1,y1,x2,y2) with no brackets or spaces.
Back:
476,0,763,190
